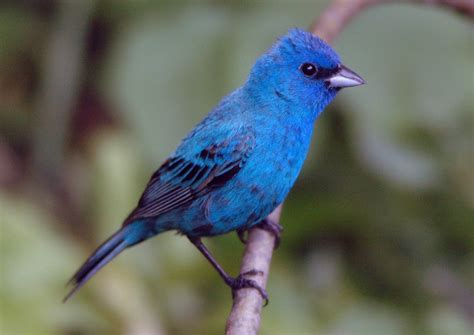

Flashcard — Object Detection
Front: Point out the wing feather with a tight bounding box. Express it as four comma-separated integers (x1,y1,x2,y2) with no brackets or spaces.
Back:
123,132,254,225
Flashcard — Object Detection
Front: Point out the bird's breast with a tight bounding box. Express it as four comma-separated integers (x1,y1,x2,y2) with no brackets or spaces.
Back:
248,123,312,196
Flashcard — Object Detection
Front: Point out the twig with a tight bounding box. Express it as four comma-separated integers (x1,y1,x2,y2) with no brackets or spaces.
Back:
225,0,474,334
225,206,282,334
312,0,473,42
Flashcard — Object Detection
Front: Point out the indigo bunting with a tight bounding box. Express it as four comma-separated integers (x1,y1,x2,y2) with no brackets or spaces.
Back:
65,28,364,302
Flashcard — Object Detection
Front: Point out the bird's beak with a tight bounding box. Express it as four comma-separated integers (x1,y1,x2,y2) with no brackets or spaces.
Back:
326,65,365,89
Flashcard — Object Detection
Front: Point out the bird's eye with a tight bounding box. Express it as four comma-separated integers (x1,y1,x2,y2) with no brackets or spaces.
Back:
300,63,318,77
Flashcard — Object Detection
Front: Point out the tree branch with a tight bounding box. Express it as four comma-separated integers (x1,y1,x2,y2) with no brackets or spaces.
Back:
311,0,473,42
225,0,473,334
225,206,282,334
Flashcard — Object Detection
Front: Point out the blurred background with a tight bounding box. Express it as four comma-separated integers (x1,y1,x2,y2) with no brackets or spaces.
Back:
1,1,473,334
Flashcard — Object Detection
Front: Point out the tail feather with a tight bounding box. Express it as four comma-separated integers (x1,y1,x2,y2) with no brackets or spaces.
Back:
64,229,128,302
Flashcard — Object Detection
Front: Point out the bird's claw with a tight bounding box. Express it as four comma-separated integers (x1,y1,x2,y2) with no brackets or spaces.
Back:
256,218,283,249
236,228,248,244
227,270,269,306
236,219,283,249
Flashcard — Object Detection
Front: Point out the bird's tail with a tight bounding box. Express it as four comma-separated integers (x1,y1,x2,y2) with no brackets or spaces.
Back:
64,228,129,302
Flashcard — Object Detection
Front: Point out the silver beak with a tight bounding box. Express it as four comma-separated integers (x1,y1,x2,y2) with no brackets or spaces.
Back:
326,65,365,88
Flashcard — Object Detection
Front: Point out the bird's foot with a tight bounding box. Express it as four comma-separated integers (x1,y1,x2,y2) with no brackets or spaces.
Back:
256,218,283,249
236,219,283,249
226,269,269,306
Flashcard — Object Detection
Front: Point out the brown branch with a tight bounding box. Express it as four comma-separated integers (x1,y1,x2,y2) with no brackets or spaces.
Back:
225,0,474,334
225,206,282,334
312,0,473,42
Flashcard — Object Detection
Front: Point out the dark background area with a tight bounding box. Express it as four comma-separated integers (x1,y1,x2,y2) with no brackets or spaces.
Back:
1,1,473,334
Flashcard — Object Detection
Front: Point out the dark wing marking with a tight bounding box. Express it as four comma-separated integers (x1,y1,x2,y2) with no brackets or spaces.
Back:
123,135,254,225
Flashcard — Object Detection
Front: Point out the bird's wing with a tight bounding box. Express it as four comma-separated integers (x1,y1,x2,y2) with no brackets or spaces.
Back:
123,130,255,225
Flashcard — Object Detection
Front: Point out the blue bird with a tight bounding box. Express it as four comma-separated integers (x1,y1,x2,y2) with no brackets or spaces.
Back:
65,28,364,302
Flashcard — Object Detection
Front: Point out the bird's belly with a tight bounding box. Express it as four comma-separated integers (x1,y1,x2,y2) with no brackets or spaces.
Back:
197,148,305,235
166,173,285,237
201,185,277,235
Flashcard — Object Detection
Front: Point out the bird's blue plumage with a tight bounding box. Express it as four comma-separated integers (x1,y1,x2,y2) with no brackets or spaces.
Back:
65,28,364,300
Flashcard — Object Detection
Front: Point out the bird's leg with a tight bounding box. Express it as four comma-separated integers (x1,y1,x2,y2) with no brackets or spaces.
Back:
187,236,268,304
237,218,283,249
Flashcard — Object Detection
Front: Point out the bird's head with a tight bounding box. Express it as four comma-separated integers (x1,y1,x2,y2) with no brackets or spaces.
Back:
246,28,365,120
